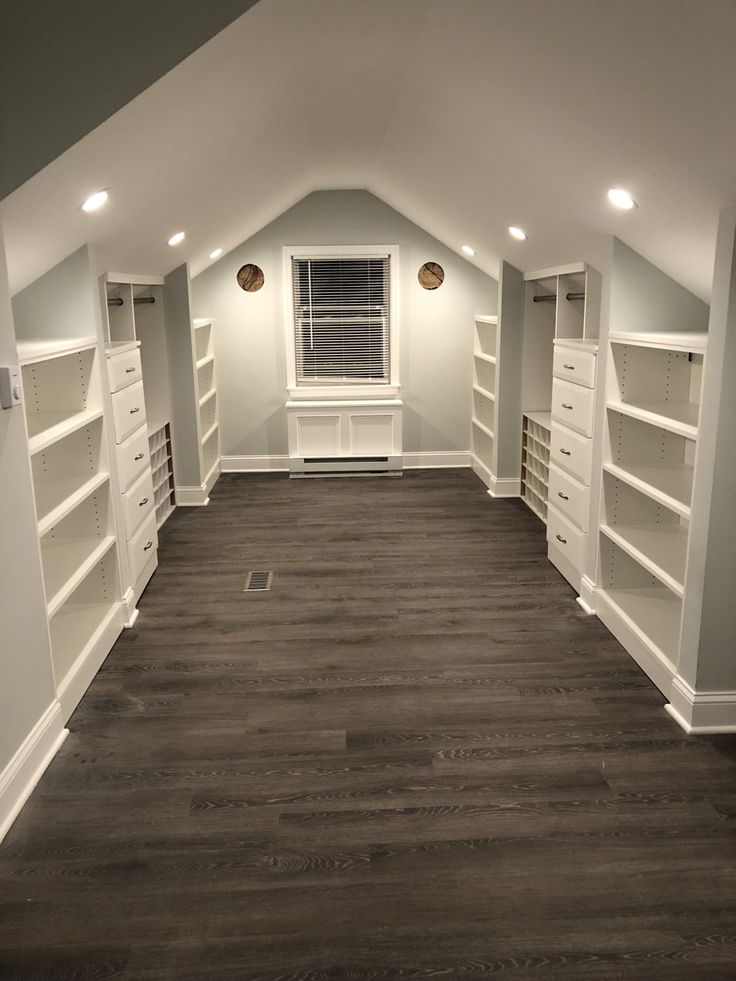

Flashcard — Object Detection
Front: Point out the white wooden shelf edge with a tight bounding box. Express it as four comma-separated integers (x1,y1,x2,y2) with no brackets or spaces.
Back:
600,523,686,598
45,535,118,618
37,472,111,537
472,384,495,401
471,417,494,440
474,315,498,324
17,337,98,365
27,408,104,456
603,461,692,519
609,330,707,353
201,422,219,445
607,399,699,440
198,388,217,408
473,351,497,365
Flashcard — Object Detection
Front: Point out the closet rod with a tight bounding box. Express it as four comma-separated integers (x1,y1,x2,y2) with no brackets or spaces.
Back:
531,291,586,304
106,296,156,306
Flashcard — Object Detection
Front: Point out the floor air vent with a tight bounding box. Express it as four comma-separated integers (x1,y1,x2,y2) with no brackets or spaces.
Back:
243,570,273,592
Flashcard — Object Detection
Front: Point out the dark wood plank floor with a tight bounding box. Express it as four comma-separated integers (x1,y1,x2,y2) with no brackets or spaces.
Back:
2,470,736,981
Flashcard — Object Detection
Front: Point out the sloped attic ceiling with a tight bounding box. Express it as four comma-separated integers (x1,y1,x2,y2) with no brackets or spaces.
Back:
1,0,735,300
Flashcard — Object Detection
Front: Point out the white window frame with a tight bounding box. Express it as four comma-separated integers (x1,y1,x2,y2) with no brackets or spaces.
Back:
283,244,400,399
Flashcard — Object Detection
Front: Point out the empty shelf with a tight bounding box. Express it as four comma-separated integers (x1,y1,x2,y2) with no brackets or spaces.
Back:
600,523,688,597
26,408,103,455
607,399,699,440
603,461,693,518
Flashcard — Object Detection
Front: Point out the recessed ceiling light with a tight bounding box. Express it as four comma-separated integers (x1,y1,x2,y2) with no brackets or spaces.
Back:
209,248,223,260
81,190,108,212
508,226,527,241
608,188,637,210
167,231,186,246
461,245,476,256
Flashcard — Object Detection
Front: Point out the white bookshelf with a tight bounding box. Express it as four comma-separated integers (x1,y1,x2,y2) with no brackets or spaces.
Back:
193,318,220,490
471,315,497,487
18,338,123,720
597,330,707,682
521,411,551,523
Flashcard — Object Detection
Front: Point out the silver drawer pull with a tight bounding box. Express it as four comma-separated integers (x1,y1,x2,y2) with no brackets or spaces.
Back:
143,541,154,551
125,366,136,373
556,533,567,544
130,406,140,414
560,448,572,456
134,452,144,461
557,491,569,500
561,403,573,410
139,497,149,507
563,363,575,370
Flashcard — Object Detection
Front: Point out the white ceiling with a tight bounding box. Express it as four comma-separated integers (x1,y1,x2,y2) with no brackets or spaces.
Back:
2,0,735,300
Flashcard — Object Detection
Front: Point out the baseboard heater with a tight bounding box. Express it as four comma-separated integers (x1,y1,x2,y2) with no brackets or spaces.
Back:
289,455,403,478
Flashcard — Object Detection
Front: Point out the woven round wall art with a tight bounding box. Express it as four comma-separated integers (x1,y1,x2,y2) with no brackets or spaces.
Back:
237,263,265,292
418,261,445,290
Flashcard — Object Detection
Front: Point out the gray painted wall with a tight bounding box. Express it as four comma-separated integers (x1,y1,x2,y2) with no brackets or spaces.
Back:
0,0,260,198
610,239,709,335
0,227,56,774
191,190,497,459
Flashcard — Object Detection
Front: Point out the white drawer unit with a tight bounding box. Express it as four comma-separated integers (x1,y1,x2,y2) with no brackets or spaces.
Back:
547,506,586,576
548,462,589,529
111,380,147,444
104,342,158,605
122,467,155,539
546,338,599,596
107,347,142,393
550,422,593,485
553,345,596,389
551,377,595,438
127,511,158,584
117,424,150,493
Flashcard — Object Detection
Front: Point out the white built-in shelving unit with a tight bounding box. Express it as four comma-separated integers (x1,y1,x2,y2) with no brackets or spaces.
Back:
149,421,176,529
470,315,497,487
595,330,706,689
521,411,551,523
18,337,124,721
193,318,220,488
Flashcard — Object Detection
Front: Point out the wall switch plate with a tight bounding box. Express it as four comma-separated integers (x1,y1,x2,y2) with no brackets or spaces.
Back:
0,365,22,408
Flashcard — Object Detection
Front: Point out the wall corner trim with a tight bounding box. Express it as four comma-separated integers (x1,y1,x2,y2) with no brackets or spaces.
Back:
665,676,736,734
175,484,211,506
487,476,521,498
0,701,68,842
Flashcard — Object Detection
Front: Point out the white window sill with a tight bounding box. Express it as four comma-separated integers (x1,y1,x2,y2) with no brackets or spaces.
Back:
287,385,401,400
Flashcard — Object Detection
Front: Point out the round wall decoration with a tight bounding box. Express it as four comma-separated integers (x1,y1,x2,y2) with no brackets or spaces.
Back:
237,263,265,292
418,261,445,290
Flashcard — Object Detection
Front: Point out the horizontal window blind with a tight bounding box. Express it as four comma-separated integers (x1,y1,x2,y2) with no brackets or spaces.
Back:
292,255,391,384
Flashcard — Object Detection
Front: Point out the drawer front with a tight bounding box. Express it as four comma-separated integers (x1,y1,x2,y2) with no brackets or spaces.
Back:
547,506,586,573
553,346,596,389
107,349,142,393
128,511,158,584
122,466,155,539
548,462,589,529
116,424,150,493
112,380,147,444
551,378,594,437
550,423,593,485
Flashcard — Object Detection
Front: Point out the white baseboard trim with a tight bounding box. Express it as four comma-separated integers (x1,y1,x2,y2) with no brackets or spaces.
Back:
0,702,68,843
175,483,210,506
403,451,471,469
488,476,521,498
221,455,290,473
576,575,597,615
666,676,736,734
595,589,675,697
471,454,491,488
204,460,221,496
122,587,139,628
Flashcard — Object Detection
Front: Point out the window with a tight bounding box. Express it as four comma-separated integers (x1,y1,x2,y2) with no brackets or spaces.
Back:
284,246,399,396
